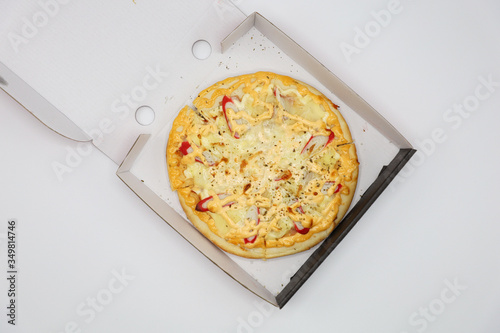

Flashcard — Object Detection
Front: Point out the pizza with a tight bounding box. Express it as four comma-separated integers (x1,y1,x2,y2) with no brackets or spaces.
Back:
166,72,358,259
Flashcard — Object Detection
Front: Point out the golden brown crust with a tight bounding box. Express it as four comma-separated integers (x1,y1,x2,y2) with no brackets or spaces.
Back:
166,72,358,259
178,194,266,259
265,224,335,259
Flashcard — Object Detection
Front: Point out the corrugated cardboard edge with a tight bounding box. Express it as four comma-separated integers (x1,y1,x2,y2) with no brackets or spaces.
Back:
276,148,416,308
116,134,278,307
222,12,417,308
118,12,417,309
222,13,411,149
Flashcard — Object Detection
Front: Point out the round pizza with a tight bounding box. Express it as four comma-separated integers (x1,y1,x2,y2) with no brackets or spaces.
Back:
166,72,358,259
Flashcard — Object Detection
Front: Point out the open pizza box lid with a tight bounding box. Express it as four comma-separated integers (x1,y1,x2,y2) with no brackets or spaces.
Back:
0,1,414,307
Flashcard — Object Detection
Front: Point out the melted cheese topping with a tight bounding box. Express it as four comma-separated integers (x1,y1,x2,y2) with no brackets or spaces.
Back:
169,72,358,251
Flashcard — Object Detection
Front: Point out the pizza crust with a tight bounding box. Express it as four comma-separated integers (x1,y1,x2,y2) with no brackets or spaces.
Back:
166,72,359,259
265,224,335,259
178,194,266,259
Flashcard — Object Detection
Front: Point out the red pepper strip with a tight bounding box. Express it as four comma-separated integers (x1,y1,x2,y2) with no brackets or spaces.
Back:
326,129,335,145
244,207,260,244
293,221,309,235
195,196,213,212
179,141,193,155
222,96,240,139
293,205,309,234
244,235,257,244
195,193,234,212
300,135,328,154
334,184,342,193
179,141,203,163
300,130,335,155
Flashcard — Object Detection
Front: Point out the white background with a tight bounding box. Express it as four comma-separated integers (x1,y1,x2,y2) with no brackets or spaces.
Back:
1,0,500,332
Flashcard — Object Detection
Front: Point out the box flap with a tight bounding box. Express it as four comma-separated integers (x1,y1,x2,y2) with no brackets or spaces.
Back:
117,12,414,306
0,61,90,141
117,134,278,306
0,0,245,163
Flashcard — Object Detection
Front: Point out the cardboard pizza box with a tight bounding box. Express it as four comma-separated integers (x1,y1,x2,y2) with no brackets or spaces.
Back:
0,1,414,308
